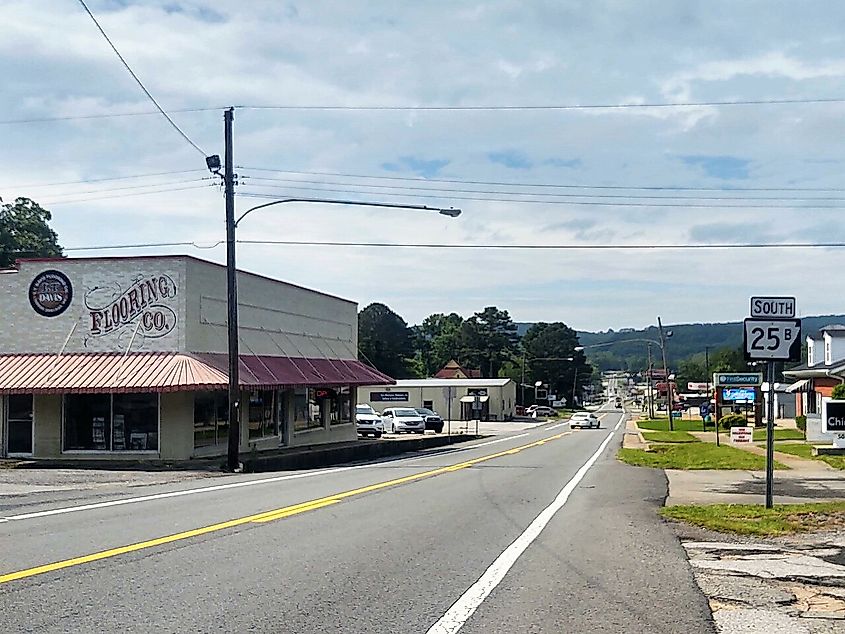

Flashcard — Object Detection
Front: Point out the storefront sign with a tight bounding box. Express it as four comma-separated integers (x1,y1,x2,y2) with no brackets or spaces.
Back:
823,400,845,433
29,270,73,317
370,391,409,402
729,426,754,444
85,274,178,341
714,373,763,386
687,382,709,391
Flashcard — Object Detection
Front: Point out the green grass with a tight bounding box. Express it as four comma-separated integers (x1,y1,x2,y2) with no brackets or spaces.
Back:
661,502,845,536
641,431,700,443
775,443,845,469
618,442,788,470
636,418,714,432
753,428,805,441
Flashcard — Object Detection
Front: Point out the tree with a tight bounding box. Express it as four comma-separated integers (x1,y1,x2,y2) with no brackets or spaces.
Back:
522,322,591,405
458,306,519,378
410,312,464,376
0,197,63,267
832,383,845,400
358,303,414,378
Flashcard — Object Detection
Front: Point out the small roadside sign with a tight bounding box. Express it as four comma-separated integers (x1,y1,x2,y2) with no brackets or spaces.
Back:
743,318,801,361
750,296,796,319
729,426,754,444
714,372,763,386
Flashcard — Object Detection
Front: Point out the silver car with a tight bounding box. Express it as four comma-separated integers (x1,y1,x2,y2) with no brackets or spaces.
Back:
356,404,384,438
382,407,426,434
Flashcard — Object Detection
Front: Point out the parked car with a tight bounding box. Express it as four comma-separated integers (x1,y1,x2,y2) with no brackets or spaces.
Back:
355,404,384,438
530,406,558,418
381,407,426,434
414,407,444,433
570,411,600,429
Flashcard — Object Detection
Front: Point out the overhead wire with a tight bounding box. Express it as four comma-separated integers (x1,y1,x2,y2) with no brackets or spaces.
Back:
75,0,209,156
35,177,214,201
238,166,845,193
3,169,206,189
44,183,216,205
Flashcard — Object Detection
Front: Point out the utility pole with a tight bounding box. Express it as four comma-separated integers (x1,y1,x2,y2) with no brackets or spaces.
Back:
765,360,776,508
657,316,673,431
520,351,525,407
224,107,241,472
647,344,655,419
706,346,718,446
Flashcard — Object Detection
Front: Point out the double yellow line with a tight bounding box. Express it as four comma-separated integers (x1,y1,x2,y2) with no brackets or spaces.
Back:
0,431,568,585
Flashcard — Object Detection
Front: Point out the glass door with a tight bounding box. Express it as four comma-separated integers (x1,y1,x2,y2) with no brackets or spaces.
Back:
8,394,33,455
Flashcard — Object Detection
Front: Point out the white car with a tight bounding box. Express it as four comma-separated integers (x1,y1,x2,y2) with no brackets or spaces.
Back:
356,404,384,438
382,407,426,434
570,412,600,429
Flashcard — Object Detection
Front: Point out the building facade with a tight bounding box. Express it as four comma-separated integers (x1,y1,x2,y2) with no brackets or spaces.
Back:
0,255,390,460
357,378,516,422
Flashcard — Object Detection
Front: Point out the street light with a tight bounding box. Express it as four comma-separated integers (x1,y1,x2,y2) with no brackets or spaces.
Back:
224,196,461,471
520,354,575,407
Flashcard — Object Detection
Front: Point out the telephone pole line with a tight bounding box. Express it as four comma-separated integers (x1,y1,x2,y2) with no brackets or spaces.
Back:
224,107,241,472
657,316,673,431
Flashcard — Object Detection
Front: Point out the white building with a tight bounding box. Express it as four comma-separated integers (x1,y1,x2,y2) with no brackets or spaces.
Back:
0,255,391,460
357,378,517,421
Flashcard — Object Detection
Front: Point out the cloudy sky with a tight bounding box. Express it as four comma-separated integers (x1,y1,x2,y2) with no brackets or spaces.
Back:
3,0,845,331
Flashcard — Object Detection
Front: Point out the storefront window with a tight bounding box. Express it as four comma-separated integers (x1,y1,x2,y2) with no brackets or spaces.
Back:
329,386,352,425
294,387,323,431
64,393,159,451
64,394,112,451
8,394,33,454
248,390,277,439
194,392,228,448
113,393,158,451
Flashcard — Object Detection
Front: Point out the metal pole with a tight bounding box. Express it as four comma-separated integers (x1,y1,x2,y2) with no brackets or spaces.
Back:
657,316,673,431
572,369,578,410
765,360,775,508
647,344,655,419
520,352,525,408
224,107,241,472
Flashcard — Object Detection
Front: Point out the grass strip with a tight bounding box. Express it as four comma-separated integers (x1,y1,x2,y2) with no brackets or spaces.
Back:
661,502,845,536
619,443,787,470
641,431,700,444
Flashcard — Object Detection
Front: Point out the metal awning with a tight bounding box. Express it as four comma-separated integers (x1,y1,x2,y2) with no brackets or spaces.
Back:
0,352,393,394
786,379,810,393
460,395,489,403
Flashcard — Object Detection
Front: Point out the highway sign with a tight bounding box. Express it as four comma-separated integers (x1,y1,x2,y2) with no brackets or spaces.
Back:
750,296,796,319
743,318,801,361
714,372,763,386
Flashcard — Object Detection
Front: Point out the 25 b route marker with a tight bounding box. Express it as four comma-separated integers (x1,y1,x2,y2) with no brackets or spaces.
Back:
743,318,801,361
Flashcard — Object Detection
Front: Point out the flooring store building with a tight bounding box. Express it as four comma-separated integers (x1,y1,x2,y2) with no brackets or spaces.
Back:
0,255,391,460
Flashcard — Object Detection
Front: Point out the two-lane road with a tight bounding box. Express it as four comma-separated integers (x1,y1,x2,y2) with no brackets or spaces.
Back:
0,409,713,633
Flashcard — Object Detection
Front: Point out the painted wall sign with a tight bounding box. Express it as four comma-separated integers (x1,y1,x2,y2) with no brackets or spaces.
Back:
370,391,409,402
29,270,73,317
84,274,178,345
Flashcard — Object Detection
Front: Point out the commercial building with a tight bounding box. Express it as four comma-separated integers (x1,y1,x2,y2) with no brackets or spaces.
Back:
0,255,391,460
357,378,517,421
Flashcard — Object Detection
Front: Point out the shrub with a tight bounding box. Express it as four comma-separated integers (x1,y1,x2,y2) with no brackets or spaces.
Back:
832,384,845,400
719,413,749,430
795,415,807,432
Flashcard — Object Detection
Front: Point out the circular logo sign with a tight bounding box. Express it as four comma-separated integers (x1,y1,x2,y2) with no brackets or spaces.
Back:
29,270,73,317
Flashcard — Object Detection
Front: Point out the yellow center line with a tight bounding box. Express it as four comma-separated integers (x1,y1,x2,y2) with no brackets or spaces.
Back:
0,431,570,585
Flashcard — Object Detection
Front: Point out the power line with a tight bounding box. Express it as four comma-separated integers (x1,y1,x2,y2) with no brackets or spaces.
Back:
60,238,845,252
241,175,845,203
76,0,209,156
36,177,213,201
2,169,205,189
237,97,845,111
237,189,845,210
239,166,845,193
0,108,222,126
44,183,215,205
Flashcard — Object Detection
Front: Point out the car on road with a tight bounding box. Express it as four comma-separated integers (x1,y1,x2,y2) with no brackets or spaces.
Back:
569,411,600,429
356,404,384,438
381,407,426,434
414,407,444,433
530,406,558,419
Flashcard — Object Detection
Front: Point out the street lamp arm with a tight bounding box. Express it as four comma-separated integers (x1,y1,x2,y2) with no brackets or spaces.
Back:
235,197,461,227
575,337,663,351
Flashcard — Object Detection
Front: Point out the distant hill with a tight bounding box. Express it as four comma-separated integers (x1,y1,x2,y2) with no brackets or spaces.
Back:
516,315,845,371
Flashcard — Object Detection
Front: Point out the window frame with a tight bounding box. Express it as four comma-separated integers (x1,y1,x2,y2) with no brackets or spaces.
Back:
248,389,279,440
6,393,34,457
61,393,161,454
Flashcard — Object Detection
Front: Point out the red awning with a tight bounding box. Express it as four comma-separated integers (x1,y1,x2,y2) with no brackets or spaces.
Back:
0,352,392,394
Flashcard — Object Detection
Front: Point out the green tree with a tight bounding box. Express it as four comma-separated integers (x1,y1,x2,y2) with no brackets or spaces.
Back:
0,197,63,267
358,303,414,378
411,312,464,376
710,346,747,374
832,384,845,400
522,322,591,405
458,306,519,378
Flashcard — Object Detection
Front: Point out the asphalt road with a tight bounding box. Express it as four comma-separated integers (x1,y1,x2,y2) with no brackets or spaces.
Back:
0,408,714,633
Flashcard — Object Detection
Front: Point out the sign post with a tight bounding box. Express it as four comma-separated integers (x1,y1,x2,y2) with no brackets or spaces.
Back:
744,296,800,509
443,386,455,442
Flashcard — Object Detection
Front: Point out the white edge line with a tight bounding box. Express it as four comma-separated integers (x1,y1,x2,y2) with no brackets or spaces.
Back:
545,421,569,431
426,419,621,634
